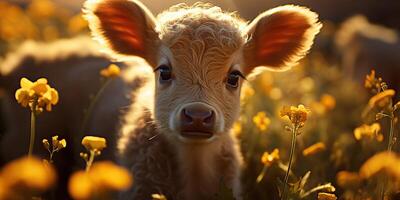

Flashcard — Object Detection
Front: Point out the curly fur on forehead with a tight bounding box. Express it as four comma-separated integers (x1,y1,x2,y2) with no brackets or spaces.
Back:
156,2,247,53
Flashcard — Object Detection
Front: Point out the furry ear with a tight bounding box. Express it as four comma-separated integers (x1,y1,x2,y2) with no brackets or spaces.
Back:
242,5,321,75
84,0,160,66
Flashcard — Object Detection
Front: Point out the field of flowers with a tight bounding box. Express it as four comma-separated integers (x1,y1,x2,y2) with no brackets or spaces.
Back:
0,0,399,200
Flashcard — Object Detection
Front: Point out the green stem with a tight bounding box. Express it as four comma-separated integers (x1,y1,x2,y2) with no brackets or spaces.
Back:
28,110,36,156
86,150,95,172
256,165,268,183
380,113,395,200
49,151,54,163
282,125,297,200
79,79,112,135
387,114,395,151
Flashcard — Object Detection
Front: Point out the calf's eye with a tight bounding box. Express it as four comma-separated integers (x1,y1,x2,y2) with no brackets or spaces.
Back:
226,70,244,89
156,64,172,83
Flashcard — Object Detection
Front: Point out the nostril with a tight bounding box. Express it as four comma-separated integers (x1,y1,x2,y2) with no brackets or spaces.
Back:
182,109,193,123
203,111,214,125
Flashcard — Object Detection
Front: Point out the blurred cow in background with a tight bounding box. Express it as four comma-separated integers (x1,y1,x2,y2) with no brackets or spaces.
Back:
335,15,400,89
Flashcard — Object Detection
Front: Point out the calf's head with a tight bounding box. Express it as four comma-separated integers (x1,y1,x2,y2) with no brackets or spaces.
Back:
84,0,321,143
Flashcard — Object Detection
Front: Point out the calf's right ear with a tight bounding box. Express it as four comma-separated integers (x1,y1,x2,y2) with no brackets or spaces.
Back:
84,0,160,66
242,5,322,76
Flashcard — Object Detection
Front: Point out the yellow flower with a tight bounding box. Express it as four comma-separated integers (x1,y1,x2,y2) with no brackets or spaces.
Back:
50,135,67,150
259,72,273,91
359,151,400,179
280,104,310,126
317,192,337,200
42,139,50,150
0,156,56,193
353,123,383,142
261,148,280,166
253,112,271,131
364,70,377,90
82,136,107,151
68,171,92,200
299,77,315,92
240,83,254,101
100,64,121,78
269,87,282,100
68,14,88,34
152,194,167,200
0,177,8,199
336,171,361,189
302,142,326,156
15,77,59,113
15,88,30,107
69,161,132,200
24,77,48,94
58,139,67,149
52,135,59,147
38,87,59,111
368,89,395,108
90,162,132,190
232,122,242,137
320,94,336,111
27,0,56,19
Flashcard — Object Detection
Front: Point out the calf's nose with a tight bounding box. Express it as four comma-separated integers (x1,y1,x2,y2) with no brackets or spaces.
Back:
180,103,216,138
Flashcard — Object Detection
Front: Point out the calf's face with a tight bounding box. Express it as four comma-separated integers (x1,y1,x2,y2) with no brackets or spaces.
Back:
84,0,321,143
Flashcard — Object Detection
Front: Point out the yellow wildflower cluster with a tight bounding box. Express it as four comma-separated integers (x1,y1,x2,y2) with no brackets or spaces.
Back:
368,89,395,109
43,135,67,162
0,156,56,199
80,136,107,171
43,135,67,150
68,14,88,35
100,64,121,78
232,121,242,137
312,94,336,115
69,161,132,200
253,111,271,132
353,123,383,142
240,83,255,102
82,136,107,151
280,104,310,128
15,78,59,113
0,2,37,42
336,151,400,190
27,0,56,20
364,70,387,94
302,142,326,156
363,70,400,120
359,151,400,179
261,148,280,166
320,94,336,111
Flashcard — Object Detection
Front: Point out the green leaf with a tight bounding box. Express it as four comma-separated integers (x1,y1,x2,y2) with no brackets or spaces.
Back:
299,171,311,190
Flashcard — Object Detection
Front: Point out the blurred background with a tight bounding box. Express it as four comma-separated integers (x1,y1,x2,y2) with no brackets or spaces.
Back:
0,0,400,199
1,0,400,82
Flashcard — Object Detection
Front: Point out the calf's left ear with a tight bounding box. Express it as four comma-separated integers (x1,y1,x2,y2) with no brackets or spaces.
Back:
83,0,160,66
242,5,322,75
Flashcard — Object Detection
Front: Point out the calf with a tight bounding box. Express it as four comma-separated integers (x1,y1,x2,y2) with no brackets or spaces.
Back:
84,0,321,199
